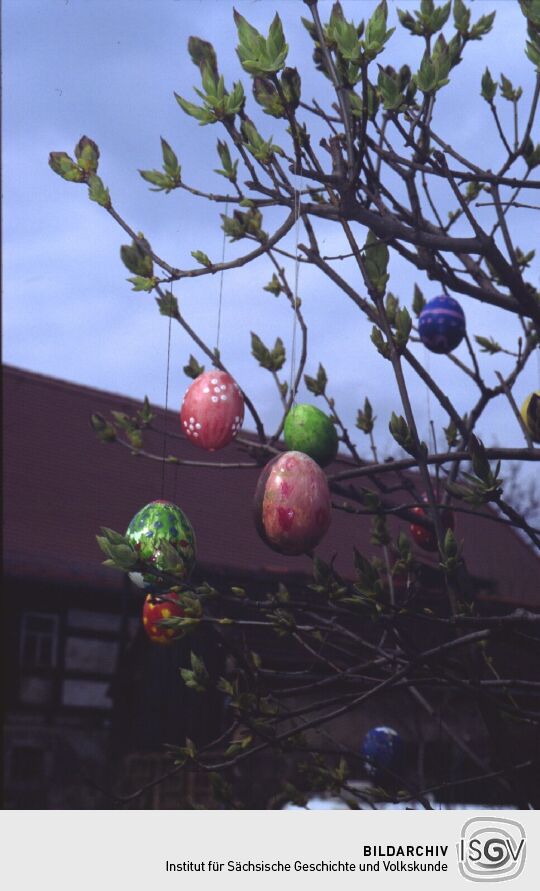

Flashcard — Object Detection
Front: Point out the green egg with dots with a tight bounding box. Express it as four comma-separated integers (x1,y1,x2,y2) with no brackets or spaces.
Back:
283,404,339,467
125,499,196,589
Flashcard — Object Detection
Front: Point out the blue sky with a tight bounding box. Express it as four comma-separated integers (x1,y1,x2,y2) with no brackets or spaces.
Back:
3,0,539,458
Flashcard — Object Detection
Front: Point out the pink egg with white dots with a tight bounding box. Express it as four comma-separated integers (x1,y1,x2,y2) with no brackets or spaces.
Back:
180,370,244,451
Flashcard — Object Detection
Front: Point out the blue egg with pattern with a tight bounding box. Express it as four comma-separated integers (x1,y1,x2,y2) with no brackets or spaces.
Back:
418,294,466,354
361,726,403,782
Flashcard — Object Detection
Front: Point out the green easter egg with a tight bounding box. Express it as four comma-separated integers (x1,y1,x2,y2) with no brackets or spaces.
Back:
125,499,196,588
284,404,338,467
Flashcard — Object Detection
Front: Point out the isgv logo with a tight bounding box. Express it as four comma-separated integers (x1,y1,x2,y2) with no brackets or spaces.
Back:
458,818,526,882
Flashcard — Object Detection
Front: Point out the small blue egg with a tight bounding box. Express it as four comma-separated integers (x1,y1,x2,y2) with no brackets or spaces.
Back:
418,294,466,354
361,725,403,781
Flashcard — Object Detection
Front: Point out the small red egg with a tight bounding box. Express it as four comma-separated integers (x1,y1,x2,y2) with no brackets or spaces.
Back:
409,494,454,552
180,370,244,451
254,451,331,555
142,592,186,645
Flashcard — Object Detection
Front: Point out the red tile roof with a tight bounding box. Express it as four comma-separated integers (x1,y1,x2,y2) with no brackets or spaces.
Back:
4,364,539,606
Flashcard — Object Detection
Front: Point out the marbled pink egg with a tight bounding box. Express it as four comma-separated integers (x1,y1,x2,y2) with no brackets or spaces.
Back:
253,451,331,555
180,370,244,451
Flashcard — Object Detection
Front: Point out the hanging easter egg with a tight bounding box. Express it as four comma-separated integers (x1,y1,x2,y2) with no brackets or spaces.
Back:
520,391,540,443
418,294,466,354
180,370,244,451
361,726,403,781
254,451,331,556
409,493,454,552
284,404,339,468
142,593,186,645
125,500,196,589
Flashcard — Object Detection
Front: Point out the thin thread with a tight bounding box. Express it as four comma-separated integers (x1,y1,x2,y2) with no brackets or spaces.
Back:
424,345,432,436
161,286,174,499
289,178,302,404
216,201,229,358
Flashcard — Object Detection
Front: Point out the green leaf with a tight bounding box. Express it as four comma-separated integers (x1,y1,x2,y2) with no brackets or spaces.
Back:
215,139,238,182
221,206,266,242
241,118,283,163
127,276,156,292
263,273,282,296
188,36,219,78
334,18,362,63
364,0,394,59
126,429,143,450
90,413,116,443
349,84,379,119
474,335,502,355
160,137,181,181
525,28,540,71
110,411,133,431
155,290,180,319
397,8,423,36
395,306,412,352
363,230,389,295
519,0,540,27
389,412,418,455
356,397,375,434
414,55,438,93
281,67,301,108
250,332,285,371
225,80,245,117
377,68,403,110
87,174,110,207
138,396,153,426
469,11,496,40
48,151,86,183
225,734,253,757
234,9,288,75
100,527,129,546
453,0,471,35
120,238,153,277
139,169,172,191
75,136,100,174
304,363,327,396
96,537,137,571
522,137,540,169
271,337,286,371
500,74,522,102
412,283,426,317
371,326,391,359
385,292,399,325
191,250,212,267
174,92,216,125
183,355,205,379
443,419,458,447
481,67,497,102
217,677,234,696
268,12,287,64
252,77,284,118
468,435,492,483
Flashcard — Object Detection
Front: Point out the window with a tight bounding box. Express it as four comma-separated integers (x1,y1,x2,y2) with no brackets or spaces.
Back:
20,613,59,668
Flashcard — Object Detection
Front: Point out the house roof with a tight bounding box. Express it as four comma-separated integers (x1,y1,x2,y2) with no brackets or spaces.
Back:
3,364,539,606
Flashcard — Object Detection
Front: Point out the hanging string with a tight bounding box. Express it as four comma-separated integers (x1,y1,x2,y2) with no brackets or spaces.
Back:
288,176,303,405
160,284,174,499
215,201,229,359
424,345,432,440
